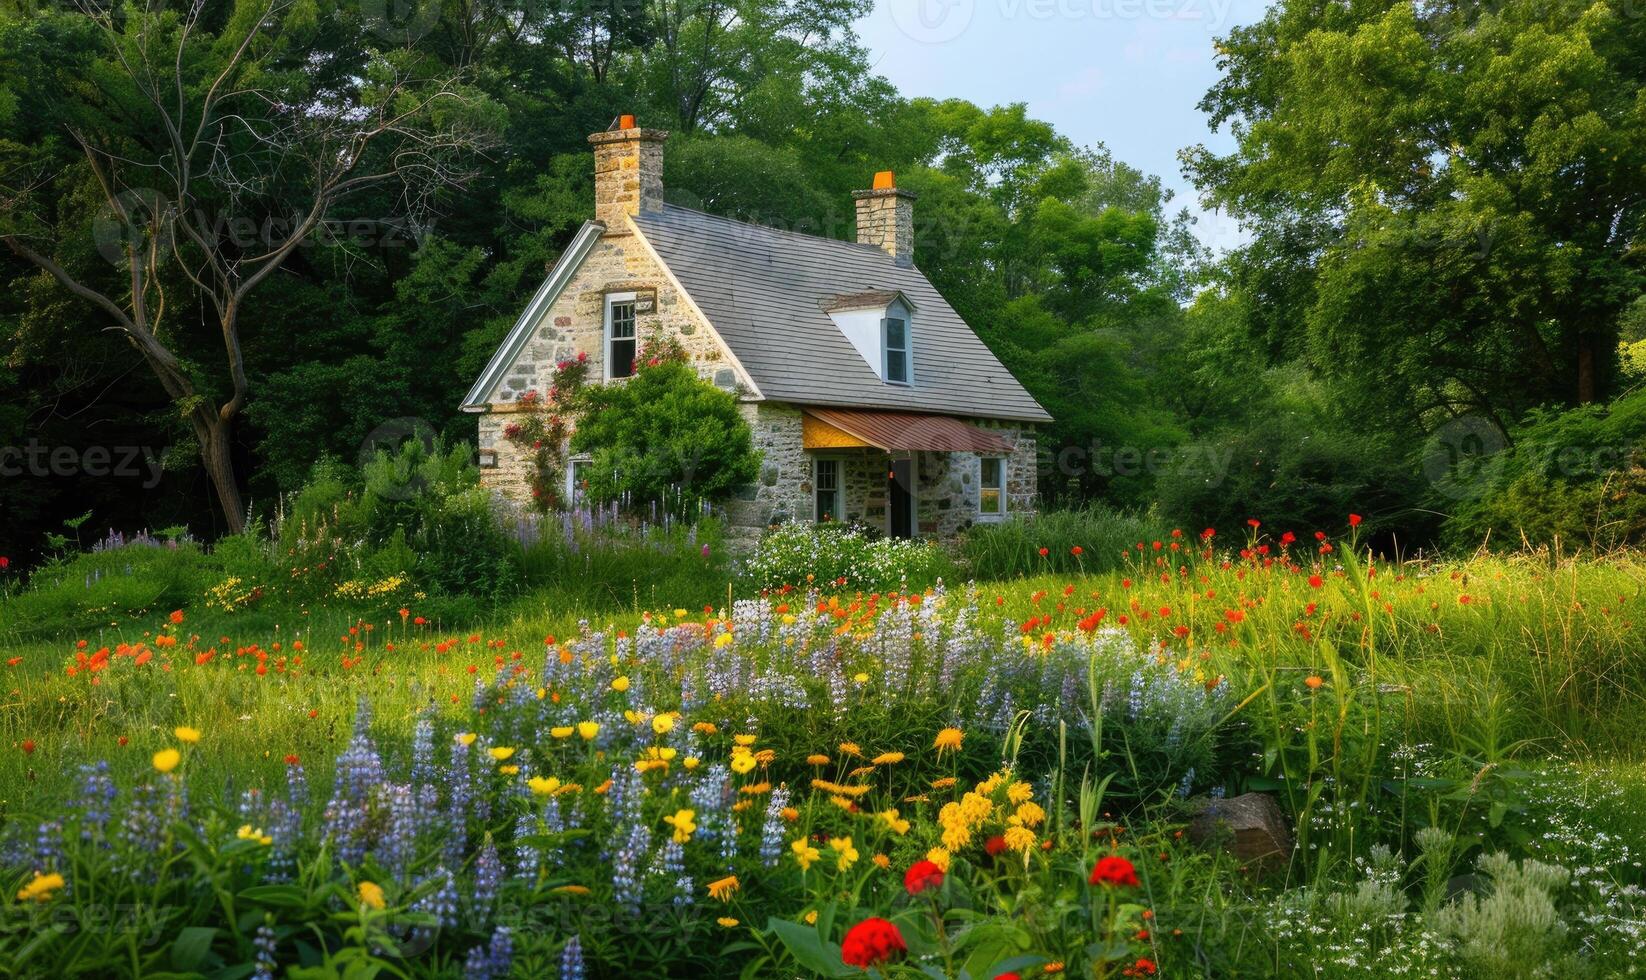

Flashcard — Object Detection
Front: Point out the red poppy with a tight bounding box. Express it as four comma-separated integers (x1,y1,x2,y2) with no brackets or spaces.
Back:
1071,546,1084,556
1246,518,1261,528
0,556,9,569
903,859,945,896
1038,547,1049,557
21,739,35,754
1088,855,1140,888
284,753,301,765
841,918,906,968
1348,514,1363,527
1309,575,1324,589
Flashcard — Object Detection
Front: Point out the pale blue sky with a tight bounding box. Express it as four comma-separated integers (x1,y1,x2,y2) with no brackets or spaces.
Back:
853,0,1271,253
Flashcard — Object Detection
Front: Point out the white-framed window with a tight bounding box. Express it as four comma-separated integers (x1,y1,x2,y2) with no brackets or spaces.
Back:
567,456,592,508
978,456,1007,519
882,313,909,384
605,292,637,379
814,457,844,523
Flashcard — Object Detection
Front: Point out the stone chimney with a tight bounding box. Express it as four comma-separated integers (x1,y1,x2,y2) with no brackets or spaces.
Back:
853,171,916,266
588,114,668,229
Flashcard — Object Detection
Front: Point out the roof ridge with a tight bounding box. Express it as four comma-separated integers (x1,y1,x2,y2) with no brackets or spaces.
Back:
650,203,900,258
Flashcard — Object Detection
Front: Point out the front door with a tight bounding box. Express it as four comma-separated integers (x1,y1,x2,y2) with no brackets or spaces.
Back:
888,456,915,539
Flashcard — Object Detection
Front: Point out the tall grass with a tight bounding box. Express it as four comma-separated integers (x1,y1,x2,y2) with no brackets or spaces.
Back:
960,505,1156,579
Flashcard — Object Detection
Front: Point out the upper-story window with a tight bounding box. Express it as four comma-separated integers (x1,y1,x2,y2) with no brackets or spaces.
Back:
606,292,637,379
883,313,909,384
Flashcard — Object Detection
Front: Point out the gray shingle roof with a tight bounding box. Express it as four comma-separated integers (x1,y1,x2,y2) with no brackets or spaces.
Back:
633,205,1051,423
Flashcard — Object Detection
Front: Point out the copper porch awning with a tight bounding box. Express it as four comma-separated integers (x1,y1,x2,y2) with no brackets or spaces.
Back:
801,407,1013,453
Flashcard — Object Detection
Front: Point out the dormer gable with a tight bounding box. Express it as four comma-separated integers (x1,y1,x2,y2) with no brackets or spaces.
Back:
821,290,917,386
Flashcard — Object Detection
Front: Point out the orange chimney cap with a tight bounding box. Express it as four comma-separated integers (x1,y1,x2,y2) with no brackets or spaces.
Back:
618,114,637,130
872,171,896,190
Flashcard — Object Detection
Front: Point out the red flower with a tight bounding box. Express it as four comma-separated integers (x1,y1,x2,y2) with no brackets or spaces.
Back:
21,739,35,754
168,610,185,625
984,834,1008,856
1309,575,1324,589
1038,547,1049,557
995,974,1022,980
903,859,945,896
1089,855,1140,888
0,556,9,569
1123,959,1158,976
1348,513,1363,527
1246,518,1261,528
1071,545,1084,556
841,917,906,968
284,754,300,766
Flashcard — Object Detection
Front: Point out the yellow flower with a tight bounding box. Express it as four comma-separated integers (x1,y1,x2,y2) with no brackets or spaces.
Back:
611,676,630,692
528,776,562,796
781,807,799,821
717,916,739,928
16,872,65,902
652,713,676,735
577,721,601,740
871,751,905,766
663,808,697,844
838,741,862,757
853,672,869,683
933,727,964,753
358,881,386,910
673,608,689,618
174,726,201,744
489,747,516,762
683,757,701,770
152,748,181,774
236,824,273,846
733,734,758,747
1003,825,1036,853
803,909,818,925
926,847,951,873
1006,781,1034,805
807,753,831,766
499,765,519,775
714,632,734,649
877,809,911,835
730,752,757,774
810,779,871,797
1014,801,1046,827
790,838,821,871
930,777,957,790
707,875,739,902
828,836,859,872
872,853,890,869
456,732,478,747
692,721,718,735
550,726,574,739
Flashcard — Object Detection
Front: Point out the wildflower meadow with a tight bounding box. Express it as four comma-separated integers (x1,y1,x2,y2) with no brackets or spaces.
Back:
3,521,1644,978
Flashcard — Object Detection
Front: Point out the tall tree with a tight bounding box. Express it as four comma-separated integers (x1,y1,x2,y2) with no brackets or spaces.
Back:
1187,0,1646,432
0,0,499,531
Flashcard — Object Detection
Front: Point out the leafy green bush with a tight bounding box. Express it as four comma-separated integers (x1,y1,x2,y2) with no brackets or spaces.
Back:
739,522,954,592
959,504,1155,578
512,514,731,613
1444,389,1646,550
570,345,759,511
0,533,214,639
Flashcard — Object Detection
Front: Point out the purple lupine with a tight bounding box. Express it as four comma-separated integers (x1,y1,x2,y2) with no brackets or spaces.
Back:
251,921,277,980
560,935,585,979
611,822,650,915
413,866,460,945
444,737,473,867
472,835,502,907
74,761,117,842
759,787,790,867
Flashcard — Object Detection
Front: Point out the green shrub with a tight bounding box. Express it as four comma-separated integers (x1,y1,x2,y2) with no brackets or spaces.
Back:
0,534,214,639
739,522,954,592
570,346,759,511
1444,389,1646,550
959,504,1155,578
511,514,731,613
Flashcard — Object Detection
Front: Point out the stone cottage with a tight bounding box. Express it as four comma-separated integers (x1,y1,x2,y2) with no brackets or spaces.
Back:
461,116,1051,539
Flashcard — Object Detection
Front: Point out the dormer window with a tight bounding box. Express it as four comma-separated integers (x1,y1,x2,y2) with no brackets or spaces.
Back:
823,290,915,385
605,292,637,379
883,313,909,384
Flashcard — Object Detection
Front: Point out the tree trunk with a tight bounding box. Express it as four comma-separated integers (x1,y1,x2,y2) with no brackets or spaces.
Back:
1577,335,1598,404
198,414,245,534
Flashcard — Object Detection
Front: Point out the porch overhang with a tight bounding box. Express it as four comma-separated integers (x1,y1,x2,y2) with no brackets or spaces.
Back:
801,407,1013,454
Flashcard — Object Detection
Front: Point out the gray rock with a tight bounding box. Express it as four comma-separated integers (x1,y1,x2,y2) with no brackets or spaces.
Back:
1188,793,1293,866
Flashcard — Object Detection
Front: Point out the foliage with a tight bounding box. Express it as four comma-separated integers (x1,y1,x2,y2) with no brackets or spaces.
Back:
568,341,759,512
739,521,955,593
960,505,1156,579
1444,387,1646,550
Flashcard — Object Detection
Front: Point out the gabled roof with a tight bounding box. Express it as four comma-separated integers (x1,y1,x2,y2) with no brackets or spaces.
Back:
632,205,1051,423
460,221,606,412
